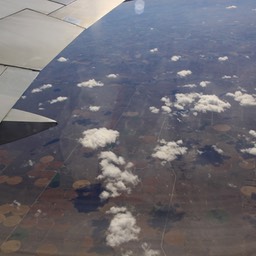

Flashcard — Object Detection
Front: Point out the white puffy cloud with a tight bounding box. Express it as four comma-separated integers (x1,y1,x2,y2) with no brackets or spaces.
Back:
226,5,237,9
150,48,158,53
77,79,104,88
171,55,181,62
222,75,238,79
161,96,172,107
106,207,141,247
241,147,256,156
79,128,119,149
31,84,52,93
97,151,139,200
249,130,256,138
152,139,187,162
48,96,68,104
57,56,68,62
226,91,256,106
106,206,127,214
174,93,200,110
89,105,100,112
149,106,160,114
142,243,160,256
193,94,231,113
222,75,232,79
177,70,192,77
212,145,224,154
99,151,126,166
182,83,197,88
161,105,172,113
199,81,211,87
107,74,118,78
218,56,229,62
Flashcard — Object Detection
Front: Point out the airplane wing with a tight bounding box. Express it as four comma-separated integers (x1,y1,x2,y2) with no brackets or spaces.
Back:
0,0,124,144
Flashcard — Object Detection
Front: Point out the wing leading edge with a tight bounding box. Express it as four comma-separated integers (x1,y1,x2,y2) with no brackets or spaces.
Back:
0,0,124,143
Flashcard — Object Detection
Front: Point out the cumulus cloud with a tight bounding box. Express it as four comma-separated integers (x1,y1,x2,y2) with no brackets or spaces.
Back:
249,130,256,138
57,57,68,62
48,96,68,104
171,55,181,62
218,56,228,62
31,84,52,93
142,243,160,256
106,207,141,247
174,93,200,110
193,94,231,113
222,75,232,79
152,139,187,162
161,105,172,113
177,70,192,77
150,48,158,53
226,5,237,9
161,96,172,107
199,81,211,87
77,79,104,88
89,105,100,112
79,128,119,149
97,151,139,200
182,83,197,88
226,91,256,106
212,145,224,154
149,106,160,114
222,75,238,79
107,74,118,78
241,147,256,156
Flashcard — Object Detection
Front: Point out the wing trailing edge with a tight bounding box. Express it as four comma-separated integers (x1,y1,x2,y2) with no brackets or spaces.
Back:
0,109,57,145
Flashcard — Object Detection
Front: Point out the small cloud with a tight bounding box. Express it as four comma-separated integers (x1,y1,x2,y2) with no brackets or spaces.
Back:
107,74,118,78
177,70,192,77
212,145,224,154
171,55,181,62
174,93,200,110
152,139,188,162
57,57,68,62
150,48,158,53
218,56,228,62
226,91,256,106
199,81,211,87
182,83,197,88
77,79,104,88
249,130,256,138
106,207,141,247
193,94,231,113
142,243,160,256
161,96,172,107
241,147,256,156
97,151,139,200
149,106,160,114
222,75,232,79
226,5,237,9
89,106,100,112
122,251,133,256
79,128,119,149
161,105,172,113
31,84,52,93
48,96,68,104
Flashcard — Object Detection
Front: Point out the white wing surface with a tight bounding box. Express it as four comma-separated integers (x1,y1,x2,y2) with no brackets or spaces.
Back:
0,0,124,143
